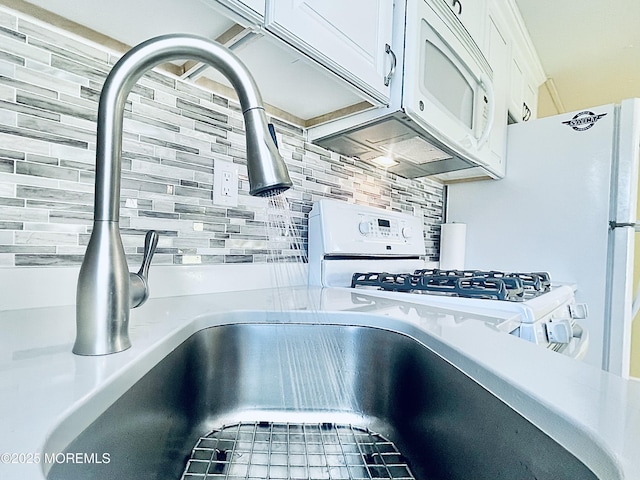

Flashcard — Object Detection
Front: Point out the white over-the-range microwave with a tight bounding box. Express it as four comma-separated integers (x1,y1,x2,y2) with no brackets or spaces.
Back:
308,0,500,181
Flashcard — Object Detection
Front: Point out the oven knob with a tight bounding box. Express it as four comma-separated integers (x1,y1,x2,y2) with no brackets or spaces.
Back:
546,319,573,344
359,221,372,235
569,303,588,319
401,227,413,238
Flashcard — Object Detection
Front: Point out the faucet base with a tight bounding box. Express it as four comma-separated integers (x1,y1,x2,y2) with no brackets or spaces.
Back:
75,221,132,356
72,339,132,356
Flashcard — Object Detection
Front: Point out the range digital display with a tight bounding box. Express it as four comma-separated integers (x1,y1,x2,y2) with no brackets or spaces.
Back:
377,219,391,228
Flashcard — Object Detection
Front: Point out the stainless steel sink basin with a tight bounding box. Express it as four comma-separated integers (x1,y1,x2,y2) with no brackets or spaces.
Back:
47,322,598,480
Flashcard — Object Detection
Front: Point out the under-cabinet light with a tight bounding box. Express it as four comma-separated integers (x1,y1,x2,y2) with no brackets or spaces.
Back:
370,156,399,168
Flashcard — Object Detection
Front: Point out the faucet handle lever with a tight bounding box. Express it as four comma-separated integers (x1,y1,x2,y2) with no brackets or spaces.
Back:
130,230,159,308
138,230,159,279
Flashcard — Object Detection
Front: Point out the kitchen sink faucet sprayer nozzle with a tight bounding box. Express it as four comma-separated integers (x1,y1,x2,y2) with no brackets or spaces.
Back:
74,34,292,356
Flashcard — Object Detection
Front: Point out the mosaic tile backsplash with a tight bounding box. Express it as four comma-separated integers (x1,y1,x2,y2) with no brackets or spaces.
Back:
0,7,444,268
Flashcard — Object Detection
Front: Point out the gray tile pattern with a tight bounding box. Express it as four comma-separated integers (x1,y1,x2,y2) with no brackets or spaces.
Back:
0,7,444,268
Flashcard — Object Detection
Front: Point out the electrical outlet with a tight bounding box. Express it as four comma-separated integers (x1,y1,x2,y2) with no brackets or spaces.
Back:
213,159,239,207
182,255,202,264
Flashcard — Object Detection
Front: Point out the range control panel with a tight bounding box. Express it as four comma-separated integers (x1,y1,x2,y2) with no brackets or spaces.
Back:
357,216,413,241
308,199,426,257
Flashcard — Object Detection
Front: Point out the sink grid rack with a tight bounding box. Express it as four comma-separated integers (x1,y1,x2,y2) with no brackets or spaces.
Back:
181,421,416,480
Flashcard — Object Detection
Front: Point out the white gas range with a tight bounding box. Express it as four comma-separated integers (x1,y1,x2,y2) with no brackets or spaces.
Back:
308,199,589,359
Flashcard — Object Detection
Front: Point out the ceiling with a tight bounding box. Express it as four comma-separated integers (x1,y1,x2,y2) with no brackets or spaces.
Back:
515,0,640,116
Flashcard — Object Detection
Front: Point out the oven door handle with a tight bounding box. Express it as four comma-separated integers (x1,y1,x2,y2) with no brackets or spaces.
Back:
476,73,495,149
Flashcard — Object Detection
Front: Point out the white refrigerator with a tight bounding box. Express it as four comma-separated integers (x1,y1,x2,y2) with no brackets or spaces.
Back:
446,98,640,376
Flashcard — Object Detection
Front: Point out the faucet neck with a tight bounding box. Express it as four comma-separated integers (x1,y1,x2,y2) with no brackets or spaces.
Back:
93,34,265,221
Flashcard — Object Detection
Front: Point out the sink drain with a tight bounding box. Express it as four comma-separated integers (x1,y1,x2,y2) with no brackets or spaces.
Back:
181,421,415,479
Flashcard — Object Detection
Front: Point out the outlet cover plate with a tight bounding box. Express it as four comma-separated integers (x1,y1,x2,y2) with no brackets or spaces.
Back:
213,159,239,207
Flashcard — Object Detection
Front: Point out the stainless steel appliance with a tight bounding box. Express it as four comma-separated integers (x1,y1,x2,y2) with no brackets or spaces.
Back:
309,199,588,358
308,0,499,181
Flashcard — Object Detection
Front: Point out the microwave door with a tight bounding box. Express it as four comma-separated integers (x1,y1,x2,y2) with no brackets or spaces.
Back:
422,39,475,131
402,0,495,166
421,40,494,151
407,24,489,148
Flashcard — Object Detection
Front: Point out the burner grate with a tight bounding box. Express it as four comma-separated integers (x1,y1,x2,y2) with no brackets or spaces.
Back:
351,269,551,301
181,422,415,480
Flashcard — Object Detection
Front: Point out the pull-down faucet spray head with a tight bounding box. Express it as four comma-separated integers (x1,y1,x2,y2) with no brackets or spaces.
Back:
244,108,292,197
74,34,292,355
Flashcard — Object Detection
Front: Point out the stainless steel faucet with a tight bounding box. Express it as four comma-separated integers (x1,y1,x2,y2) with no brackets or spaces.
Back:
74,34,292,355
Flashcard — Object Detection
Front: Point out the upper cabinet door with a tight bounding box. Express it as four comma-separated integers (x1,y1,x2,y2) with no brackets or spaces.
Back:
483,6,510,177
440,0,486,50
241,0,265,13
508,36,541,123
265,0,394,105
202,0,266,24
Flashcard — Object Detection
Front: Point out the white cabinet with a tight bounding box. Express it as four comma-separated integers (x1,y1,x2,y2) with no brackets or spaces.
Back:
265,0,394,104
509,56,525,121
523,82,538,120
509,45,539,122
201,0,265,24
438,0,487,50
239,0,264,15
496,0,543,123
482,4,510,177
195,0,393,122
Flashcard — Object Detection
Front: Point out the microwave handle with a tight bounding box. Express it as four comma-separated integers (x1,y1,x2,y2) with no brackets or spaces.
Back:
477,73,495,149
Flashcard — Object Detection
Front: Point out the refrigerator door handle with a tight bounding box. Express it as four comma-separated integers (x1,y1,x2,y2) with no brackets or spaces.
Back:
609,221,637,229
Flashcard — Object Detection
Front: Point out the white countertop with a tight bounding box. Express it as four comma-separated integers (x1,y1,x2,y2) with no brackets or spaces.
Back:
1,285,639,479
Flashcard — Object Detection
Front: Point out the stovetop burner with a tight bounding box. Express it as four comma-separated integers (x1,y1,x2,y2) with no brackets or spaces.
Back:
351,269,551,302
